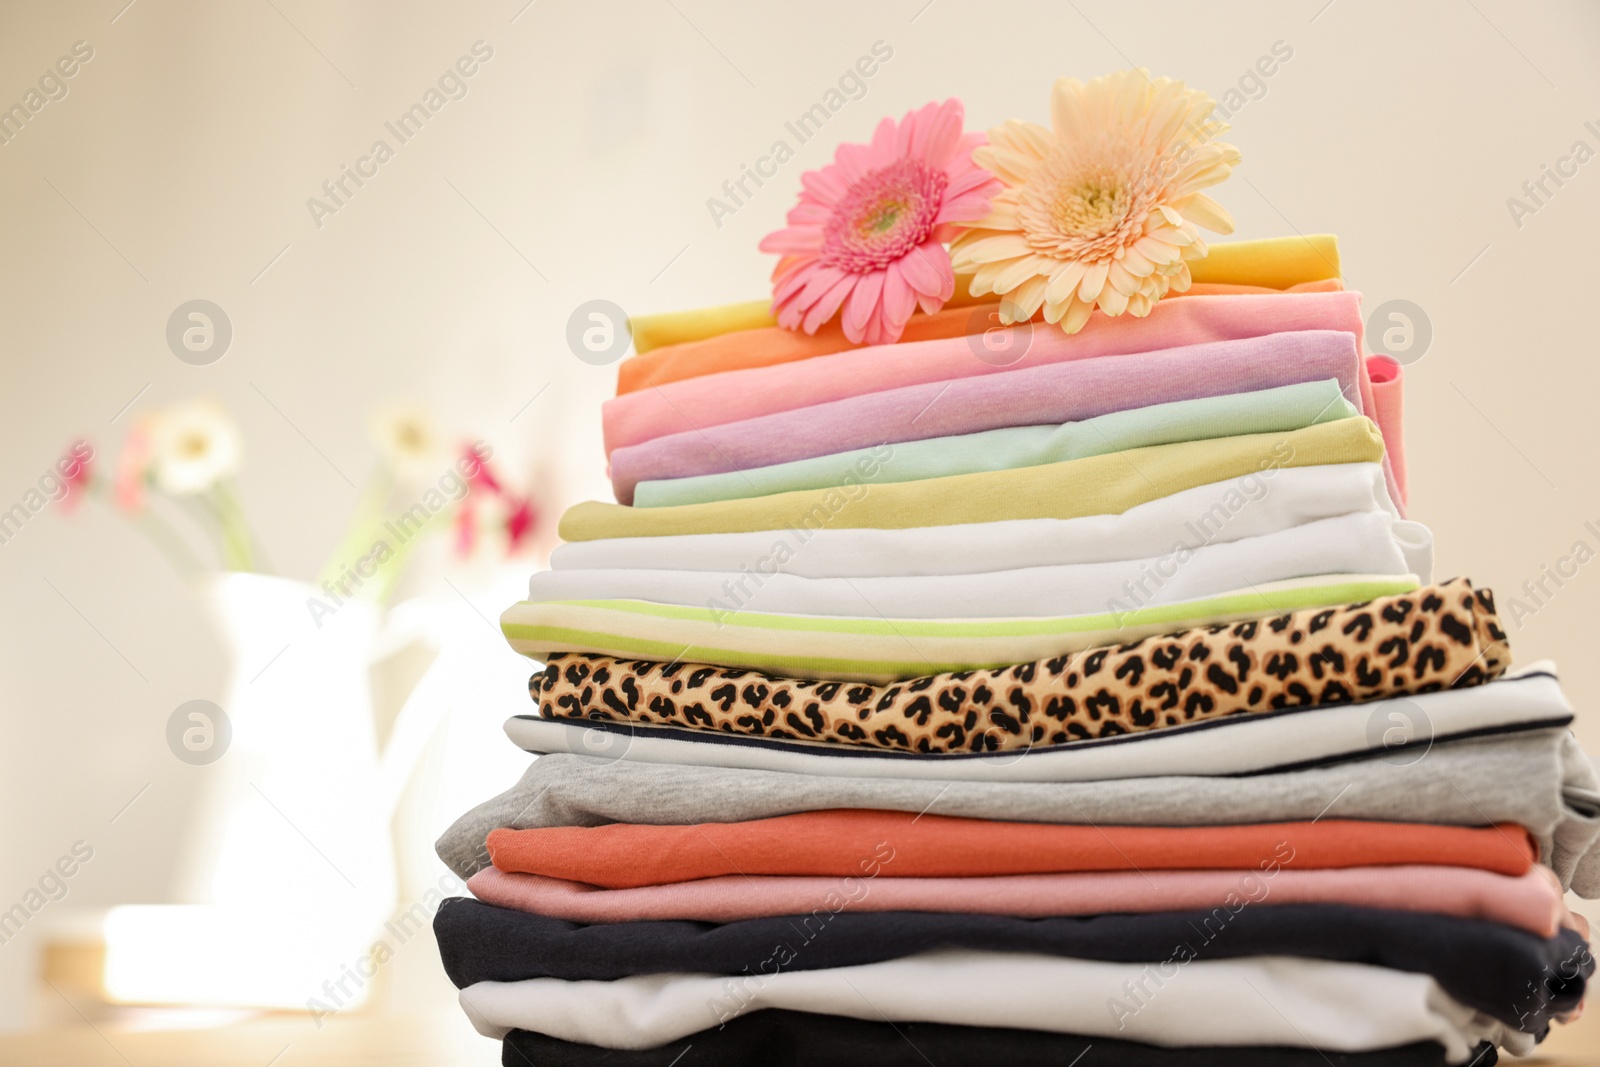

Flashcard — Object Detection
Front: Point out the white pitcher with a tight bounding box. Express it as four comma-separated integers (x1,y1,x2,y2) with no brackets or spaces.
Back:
106,572,431,1009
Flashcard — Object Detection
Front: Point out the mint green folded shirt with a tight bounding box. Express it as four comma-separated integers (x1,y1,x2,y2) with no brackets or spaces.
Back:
633,380,1359,508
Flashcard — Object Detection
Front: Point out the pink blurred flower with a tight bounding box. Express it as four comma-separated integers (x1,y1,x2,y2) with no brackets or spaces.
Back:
504,496,536,552
114,425,151,514
58,440,94,512
453,499,477,558
461,443,501,494
449,444,539,559
760,99,999,346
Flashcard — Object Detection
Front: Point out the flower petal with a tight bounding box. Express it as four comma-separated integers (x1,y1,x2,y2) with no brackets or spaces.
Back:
1077,260,1110,303
980,145,1046,186
1176,193,1235,234
1044,260,1089,305
1003,274,1049,320
993,254,1049,295
953,232,1033,266
916,98,965,168
1106,261,1140,297
936,191,997,225
898,240,954,300
758,226,824,255
800,167,846,207
803,274,857,335
1061,295,1095,334
773,260,822,301
843,271,885,340
1097,284,1130,317
881,261,917,327
1118,246,1155,277
945,165,1001,200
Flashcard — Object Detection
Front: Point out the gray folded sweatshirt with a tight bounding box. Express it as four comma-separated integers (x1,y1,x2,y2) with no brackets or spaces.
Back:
436,726,1600,896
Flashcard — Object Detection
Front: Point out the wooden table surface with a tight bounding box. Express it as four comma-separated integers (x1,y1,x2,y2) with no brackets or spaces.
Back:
3,1014,1600,1067
0,1013,500,1067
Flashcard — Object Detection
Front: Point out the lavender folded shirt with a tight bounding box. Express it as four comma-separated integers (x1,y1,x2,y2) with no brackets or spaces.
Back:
609,329,1363,506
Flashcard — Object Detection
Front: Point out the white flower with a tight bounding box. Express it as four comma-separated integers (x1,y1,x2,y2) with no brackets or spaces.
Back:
147,399,241,495
370,404,442,481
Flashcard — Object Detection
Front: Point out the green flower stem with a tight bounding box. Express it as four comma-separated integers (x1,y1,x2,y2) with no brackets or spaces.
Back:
211,479,256,572
360,501,453,605
84,482,207,579
317,465,393,592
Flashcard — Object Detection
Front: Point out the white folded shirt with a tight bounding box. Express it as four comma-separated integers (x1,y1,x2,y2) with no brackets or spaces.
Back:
551,463,1433,583
459,948,1523,1060
504,666,1571,783
528,511,1412,619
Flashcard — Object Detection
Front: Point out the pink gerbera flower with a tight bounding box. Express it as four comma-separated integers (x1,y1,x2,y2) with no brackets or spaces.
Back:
760,99,1000,346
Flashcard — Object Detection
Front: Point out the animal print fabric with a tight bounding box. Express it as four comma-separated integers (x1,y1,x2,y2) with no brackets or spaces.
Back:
530,579,1510,755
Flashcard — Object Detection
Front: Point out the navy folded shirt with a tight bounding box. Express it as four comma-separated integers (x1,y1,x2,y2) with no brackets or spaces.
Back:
437,897,1590,1033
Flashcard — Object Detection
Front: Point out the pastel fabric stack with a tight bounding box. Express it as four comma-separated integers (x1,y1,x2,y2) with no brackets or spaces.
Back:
434,237,1597,1066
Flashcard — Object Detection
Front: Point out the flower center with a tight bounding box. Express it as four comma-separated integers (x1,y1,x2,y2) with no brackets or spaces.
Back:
819,158,947,273
1052,178,1126,235
1017,147,1161,262
179,433,210,460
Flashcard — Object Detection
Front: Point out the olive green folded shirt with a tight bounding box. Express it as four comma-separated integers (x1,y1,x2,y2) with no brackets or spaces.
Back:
633,380,1357,508
562,416,1386,542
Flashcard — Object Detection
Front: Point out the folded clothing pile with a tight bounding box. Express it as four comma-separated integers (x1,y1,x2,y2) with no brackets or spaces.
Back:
435,233,1600,1066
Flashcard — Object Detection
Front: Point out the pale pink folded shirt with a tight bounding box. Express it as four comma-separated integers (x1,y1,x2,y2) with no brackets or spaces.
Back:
610,330,1363,506
601,290,1408,509
1368,354,1407,503
467,864,1565,938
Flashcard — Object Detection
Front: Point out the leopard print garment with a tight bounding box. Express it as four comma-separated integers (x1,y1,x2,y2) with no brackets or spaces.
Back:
530,579,1510,755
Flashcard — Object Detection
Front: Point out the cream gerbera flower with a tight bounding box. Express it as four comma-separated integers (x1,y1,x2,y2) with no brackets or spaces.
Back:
147,398,241,495
951,70,1241,333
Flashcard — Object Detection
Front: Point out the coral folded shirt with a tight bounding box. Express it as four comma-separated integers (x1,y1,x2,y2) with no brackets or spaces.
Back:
485,811,1536,890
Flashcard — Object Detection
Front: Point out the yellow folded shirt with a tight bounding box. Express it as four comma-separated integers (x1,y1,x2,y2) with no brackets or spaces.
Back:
559,415,1383,542
627,235,1343,354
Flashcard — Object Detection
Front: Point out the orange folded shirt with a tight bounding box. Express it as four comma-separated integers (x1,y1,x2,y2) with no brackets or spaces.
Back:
616,279,1345,396
484,810,1535,891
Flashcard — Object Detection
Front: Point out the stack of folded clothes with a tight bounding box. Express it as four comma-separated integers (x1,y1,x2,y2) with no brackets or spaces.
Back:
435,74,1600,1065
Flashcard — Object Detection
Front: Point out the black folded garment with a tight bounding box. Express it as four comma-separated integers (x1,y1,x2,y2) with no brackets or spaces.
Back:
501,1016,1497,1067
437,897,1589,1034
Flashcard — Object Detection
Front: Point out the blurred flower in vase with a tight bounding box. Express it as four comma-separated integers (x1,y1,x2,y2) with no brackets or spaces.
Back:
64,396,541,596
453,442,540,562
147,399,241,494
371,403,445,484
313,407,540,613
64,397,257,577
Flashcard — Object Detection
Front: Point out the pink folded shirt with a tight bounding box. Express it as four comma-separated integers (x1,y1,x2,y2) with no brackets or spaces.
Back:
609,330,1363,506
1368,355,1407,502
467,864,1565,937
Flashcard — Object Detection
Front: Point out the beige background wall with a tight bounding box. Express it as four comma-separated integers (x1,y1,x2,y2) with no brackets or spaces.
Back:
1,0,1598,1031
